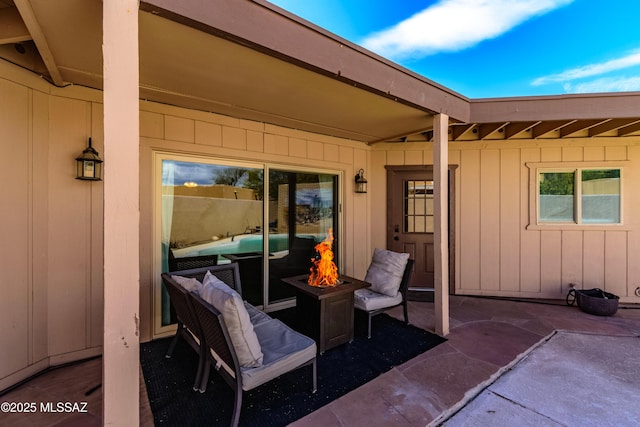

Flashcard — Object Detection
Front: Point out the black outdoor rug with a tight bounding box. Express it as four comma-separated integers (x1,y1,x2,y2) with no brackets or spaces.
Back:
140,313,446,427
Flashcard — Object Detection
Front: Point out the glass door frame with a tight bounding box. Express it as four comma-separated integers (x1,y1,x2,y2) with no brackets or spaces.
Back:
152,151,343,338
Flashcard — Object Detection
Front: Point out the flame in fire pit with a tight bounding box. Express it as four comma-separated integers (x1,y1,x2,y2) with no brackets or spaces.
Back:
308,228,339,287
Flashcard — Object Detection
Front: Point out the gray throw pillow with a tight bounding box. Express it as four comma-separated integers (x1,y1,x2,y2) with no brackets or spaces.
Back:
364,248,410,297
170,275,203,294
200,271,263,368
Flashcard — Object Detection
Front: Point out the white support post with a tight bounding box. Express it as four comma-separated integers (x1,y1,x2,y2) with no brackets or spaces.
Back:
102,1,140,425
433,113,450,336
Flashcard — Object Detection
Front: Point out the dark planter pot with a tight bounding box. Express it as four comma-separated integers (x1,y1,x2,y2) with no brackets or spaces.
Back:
575,288,619,316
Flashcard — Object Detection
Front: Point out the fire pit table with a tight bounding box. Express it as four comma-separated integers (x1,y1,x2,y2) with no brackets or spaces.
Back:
282,274,370,353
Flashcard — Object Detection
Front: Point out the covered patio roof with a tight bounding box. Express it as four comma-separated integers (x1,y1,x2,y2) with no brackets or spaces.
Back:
3,0,639,144
0,0,462,143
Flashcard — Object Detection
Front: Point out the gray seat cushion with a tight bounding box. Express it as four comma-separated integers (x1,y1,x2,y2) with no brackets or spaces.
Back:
241,319,316,391
354,288,403,311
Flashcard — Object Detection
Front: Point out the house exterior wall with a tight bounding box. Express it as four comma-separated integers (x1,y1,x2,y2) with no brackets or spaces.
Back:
372,139,640,303
0,62,104,390
0,61,372,388
137,100,373,339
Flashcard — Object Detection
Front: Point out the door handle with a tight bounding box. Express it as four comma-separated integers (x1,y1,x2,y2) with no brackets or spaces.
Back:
394,236,399,241
394,225,399,232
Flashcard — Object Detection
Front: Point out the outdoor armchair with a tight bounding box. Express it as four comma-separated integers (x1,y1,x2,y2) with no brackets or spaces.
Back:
160,263,242,390
190,291,317,427
354,249,414,338
162,263,317,427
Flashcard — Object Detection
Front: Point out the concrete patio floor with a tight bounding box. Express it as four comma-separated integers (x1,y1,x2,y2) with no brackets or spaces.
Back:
292,295,640,427
1,295,639,426
440,331,640,426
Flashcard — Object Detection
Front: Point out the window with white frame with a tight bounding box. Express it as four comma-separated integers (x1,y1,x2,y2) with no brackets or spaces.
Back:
538,168,621,224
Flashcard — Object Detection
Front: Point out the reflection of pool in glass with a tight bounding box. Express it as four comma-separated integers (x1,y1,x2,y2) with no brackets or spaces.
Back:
172,233,318,258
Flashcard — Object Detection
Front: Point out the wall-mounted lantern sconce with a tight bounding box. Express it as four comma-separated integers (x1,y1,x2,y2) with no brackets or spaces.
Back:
76,138,103,181
355,168,367,193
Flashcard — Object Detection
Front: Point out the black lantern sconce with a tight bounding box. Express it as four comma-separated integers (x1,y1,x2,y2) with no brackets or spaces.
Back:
355,168,367,193
76,138,103,181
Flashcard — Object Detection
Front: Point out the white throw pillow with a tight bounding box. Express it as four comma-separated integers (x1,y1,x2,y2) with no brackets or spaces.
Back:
200,271,263,367
171,275,203,294
364,248,410,297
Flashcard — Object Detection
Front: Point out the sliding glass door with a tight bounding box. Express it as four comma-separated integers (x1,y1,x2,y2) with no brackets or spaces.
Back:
267,169,338,304
156,154,340,332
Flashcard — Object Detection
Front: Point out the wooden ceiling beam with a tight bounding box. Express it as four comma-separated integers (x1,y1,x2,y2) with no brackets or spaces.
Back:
422,130,433,142
478,122,508,139
617,121,640,136
14,0,64,86
0,6,31,44
504,121,539,139
368,125,436,145
590,118,640,136
451,123,476,140
531,120,575,138
394,117,640,143
559,119,608,137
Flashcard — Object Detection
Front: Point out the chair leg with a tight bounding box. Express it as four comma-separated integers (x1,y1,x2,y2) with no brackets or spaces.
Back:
403,301,409,325
198,359,211,393
311,359,317,393
367,313,372,339
165,322,183,358
193,344,206,391
231,388,243,427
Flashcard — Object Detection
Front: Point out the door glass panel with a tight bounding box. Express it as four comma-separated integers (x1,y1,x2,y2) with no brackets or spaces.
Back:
405,180,434,233
268,170,338,304
581,169,620,224
539,171,574,222
161,160,263,325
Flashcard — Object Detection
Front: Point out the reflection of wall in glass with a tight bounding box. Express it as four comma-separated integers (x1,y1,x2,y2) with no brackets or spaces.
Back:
169,196,262,247
582,171,620,223
169,184,257,200
162,161,264,249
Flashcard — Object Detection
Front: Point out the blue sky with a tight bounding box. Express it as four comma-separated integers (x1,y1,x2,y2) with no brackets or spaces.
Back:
268,0,640,98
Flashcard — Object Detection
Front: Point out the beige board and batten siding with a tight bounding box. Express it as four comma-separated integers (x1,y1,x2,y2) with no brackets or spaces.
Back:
0,59,373,388
372,139,640,303
0,62,104,390
138,100,372,340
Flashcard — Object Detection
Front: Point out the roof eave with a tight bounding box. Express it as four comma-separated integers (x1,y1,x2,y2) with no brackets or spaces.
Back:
470,92,640,123
140,0,471,123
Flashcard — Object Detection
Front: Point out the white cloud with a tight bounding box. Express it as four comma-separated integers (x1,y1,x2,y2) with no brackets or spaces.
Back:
361,0,573,59
532,50,640,85
563,76,640,94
